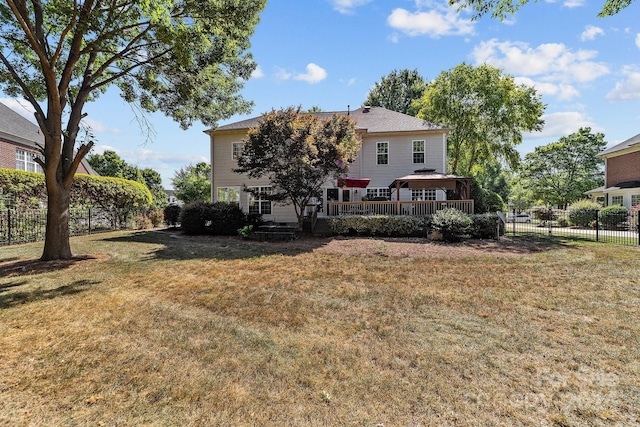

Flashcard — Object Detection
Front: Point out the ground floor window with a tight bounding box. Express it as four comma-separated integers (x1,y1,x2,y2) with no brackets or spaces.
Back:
610,195,624,206
217,187,241,204
632,194,640,208
16,148,43,173
366,187,390,200
247,186,272,215
411,189,436,201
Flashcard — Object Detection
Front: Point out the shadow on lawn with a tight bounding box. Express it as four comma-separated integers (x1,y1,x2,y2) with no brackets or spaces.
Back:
0,255,98,278
0,279,100,309
102,229,332,261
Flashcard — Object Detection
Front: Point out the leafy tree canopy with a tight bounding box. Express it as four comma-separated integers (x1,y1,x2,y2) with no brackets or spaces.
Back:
0,0,265,259
171,162,211,205
234,107,361,228
521,127,607,209
364,69,427,116
449,0,632,19
415,63,545,175
88,150,168,210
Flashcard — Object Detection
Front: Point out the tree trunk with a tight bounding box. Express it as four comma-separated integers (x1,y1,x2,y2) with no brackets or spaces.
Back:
41,179,72,260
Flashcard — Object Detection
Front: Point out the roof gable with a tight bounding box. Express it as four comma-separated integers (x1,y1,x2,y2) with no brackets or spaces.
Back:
210,106,448,134
600,132,640,157
0,102,43,147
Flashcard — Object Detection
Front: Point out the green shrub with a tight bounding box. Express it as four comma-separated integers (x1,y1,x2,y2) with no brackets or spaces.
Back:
568,200,599,227
134,215,153,230
599,205,628,229
147,210,164,227
327,215,424,237
163,204,181,227
179,201,209,234
469,213,503,239
530,206,555,221
432,208,472,242
207,202,246,235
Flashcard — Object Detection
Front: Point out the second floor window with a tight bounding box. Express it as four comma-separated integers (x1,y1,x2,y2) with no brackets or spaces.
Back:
413,140,425,164
16,149,43,173
232,142,244,160
377,142,388,165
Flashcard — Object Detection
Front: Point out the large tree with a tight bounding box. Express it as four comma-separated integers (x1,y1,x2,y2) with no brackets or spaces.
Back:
449,0,632,19
0,0,265,260
364,69,426,116
235,107,361,229
415,63,545,175
521,127,606,209
171,162,211,204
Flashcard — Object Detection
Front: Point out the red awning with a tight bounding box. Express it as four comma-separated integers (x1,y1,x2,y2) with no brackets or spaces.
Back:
338,177,371,188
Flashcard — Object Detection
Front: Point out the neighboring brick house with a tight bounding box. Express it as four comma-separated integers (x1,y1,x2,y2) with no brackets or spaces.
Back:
206,106,472,224
586,133,640,209
0,102,95,175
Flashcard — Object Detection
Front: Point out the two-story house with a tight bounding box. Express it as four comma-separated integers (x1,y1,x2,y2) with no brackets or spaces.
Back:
586,132,640,209
206,106,472,224
0,102,95,175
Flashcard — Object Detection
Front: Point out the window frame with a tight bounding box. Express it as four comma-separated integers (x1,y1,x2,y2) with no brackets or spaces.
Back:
376,141,389,165
412,140,425,164
232,142,244,160
610,195,624,206
366,187,390,200
247,186,272,215
15,148,43,173
217,186,241,204
631,194,640,207
411,189,436,201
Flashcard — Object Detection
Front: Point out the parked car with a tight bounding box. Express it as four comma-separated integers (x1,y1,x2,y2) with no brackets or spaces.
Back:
507,213,532,223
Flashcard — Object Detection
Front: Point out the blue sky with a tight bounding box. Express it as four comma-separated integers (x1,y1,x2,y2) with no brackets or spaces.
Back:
2,0,640,188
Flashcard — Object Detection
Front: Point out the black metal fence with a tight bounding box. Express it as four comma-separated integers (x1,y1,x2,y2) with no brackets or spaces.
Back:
502,208,640,246
0,208,139,246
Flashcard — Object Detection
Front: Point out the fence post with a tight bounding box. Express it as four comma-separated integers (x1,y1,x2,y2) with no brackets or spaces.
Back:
88,208,92,235
7,209,11,246
548,208,553,236
637,210,640,246
512,208,516,236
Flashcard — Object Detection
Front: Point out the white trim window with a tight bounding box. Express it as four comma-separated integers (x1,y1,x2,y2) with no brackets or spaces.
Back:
376,142,389,165
232,142,244,160
411,189,436,201
631,194,640,208
610,195,624,206
217,187,241,204
16,148,43,173
412,140,425,164
366,187,390,200
247,186,272,215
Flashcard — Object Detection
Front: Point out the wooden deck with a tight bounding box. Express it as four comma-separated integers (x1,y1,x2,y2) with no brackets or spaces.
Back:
327,200,474,216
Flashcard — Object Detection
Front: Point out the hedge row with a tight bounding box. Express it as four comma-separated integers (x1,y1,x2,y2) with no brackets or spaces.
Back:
0,169,152,211
327,210,503,241
178,201,263,235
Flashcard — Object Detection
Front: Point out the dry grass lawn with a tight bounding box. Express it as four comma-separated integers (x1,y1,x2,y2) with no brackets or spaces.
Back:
0,230,639,426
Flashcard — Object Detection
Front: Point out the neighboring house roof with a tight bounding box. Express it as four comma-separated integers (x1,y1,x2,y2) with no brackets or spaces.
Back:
600,132,640,157
209,106,449,134
0,101,97,175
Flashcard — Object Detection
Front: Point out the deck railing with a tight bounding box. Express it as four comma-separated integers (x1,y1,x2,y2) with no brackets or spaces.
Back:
327,200,474,216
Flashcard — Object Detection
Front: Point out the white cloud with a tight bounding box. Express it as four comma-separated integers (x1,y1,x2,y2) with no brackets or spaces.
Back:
636,33,640,49
524,111,599,140
471,39,610,94
251,66,264,79
606,65,640,101
514,77,580,101
328,0,372,14
294,63,328,84
275,67,292,82
1,98,37,122
563,0,585,7
387,6,475,38
581,25,604,41
81,117,121,134
340,77,357,86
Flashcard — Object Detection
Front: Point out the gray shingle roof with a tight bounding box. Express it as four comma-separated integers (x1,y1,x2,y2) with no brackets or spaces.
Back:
211,106,449,134
600,132,640,156
0,101,44,146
